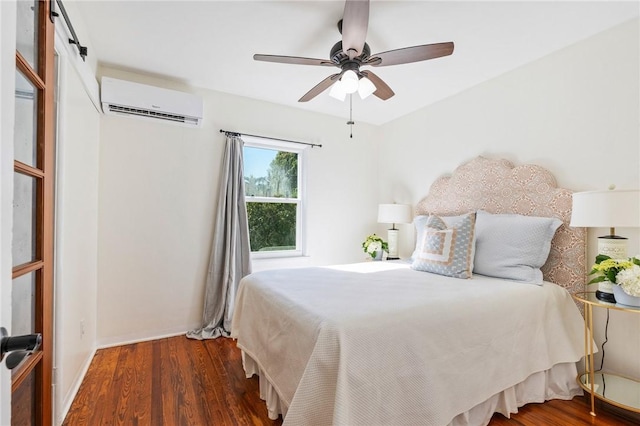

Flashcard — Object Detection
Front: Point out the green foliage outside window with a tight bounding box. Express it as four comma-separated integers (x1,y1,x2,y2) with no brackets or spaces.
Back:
246,202,296,251
270,151,298,197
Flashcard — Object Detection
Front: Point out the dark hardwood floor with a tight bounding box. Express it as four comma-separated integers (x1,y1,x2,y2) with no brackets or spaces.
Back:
63,336,635,425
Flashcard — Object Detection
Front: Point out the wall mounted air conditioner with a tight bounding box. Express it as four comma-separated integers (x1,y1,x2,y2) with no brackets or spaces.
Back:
100,77,203,127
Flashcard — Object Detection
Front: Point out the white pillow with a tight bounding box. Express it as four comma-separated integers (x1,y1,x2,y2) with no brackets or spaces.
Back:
473,210,562,284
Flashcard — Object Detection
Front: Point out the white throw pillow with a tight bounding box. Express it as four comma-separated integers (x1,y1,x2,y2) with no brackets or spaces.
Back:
411,213,476,279
411,214,471,261
473,210,562,284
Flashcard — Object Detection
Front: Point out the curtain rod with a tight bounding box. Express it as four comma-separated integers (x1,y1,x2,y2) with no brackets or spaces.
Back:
219,129,322,148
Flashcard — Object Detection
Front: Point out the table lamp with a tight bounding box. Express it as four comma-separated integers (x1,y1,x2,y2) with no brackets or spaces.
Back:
570,188,640,302
378,204,412,260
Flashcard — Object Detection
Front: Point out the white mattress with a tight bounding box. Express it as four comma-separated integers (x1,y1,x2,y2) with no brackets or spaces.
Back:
231,262,585,425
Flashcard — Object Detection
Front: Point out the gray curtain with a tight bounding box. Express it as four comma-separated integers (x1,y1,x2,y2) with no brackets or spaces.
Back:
187,135,252,339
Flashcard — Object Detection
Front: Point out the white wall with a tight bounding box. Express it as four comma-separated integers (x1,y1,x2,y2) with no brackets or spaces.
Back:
96,67,381,346
378,19,640,377
50,2,102,423
53,58,100,424
0,1,17,424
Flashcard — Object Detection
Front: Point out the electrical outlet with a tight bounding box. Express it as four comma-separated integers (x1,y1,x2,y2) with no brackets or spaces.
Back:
80,319,85,339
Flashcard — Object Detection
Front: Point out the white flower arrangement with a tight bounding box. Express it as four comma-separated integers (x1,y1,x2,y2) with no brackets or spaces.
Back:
589,254,640,297
616,264,640,297
362,234,388,259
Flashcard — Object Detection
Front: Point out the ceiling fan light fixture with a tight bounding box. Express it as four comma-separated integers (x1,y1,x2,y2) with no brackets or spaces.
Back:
341,70,359,94
357,76,376,99
329,81,347,101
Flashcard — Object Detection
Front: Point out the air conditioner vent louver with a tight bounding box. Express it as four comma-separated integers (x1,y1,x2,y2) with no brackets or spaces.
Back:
106,104,198,125
100,77,203,127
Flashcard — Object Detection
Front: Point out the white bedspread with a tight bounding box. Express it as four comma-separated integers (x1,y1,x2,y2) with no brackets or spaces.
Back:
231,262,585,426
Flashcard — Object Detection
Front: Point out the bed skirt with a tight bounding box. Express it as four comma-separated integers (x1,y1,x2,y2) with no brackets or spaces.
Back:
241,351,582,426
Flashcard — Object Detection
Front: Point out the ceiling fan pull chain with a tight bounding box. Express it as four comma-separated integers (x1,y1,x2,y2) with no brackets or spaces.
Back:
347,94,355,138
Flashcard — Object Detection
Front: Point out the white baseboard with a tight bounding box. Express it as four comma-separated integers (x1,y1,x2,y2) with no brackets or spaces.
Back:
96,323,201,349
57,347,97,426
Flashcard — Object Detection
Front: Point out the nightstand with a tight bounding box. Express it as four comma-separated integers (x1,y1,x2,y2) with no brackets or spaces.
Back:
572,291,640,416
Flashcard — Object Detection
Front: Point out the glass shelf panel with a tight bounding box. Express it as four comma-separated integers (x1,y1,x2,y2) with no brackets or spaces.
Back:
573,291,640,313
580,372,640,412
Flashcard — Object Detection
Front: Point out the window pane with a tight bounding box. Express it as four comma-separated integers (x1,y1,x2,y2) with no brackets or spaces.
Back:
11,365,37,422
247,202,297,251
13,172,37,266
14,70,38,167
244,147,298,198
16,0,39,71
12,272,36,337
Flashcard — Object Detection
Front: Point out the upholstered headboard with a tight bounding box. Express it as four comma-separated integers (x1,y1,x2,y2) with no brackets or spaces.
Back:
415,156,586,294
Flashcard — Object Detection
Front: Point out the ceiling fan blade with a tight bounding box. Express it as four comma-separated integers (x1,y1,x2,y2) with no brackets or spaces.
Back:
370,42,454,67
299,73,341,102
254,54,335,67
360,70,394,100
341,0,369,60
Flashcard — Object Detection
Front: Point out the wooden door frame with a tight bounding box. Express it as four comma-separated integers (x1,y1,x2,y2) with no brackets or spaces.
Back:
11,1,55,424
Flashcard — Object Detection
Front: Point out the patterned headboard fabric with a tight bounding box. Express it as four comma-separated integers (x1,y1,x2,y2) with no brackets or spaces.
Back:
415,156,586,295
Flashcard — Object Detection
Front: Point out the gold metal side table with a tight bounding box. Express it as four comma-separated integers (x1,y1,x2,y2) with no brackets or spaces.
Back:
572,291,640,416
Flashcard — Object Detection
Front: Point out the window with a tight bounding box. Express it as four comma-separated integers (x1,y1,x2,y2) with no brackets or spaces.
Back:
243,136,305,257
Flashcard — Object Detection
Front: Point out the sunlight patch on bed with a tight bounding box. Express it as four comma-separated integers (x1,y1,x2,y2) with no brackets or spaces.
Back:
323,261,410,273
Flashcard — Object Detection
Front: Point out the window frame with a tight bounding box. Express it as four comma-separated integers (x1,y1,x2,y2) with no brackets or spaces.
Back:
242,135,306,259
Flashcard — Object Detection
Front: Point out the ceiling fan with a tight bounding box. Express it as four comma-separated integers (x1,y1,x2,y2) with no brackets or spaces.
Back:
253,0,454,103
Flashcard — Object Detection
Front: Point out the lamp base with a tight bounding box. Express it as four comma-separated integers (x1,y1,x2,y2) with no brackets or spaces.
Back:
387,229,399,259
598,235,628,259
596,290,616,303
386,257,400,260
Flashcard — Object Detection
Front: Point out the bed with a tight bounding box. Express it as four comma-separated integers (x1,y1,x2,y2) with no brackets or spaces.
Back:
231,156,587,426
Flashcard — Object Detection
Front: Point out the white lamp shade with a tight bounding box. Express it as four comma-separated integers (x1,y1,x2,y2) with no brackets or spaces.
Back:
357,76,376,99
341,70,359,94
329,81,346,101
378,204,412,224
570,189,640,228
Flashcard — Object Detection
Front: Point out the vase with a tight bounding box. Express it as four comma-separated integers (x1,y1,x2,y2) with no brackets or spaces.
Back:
373,250,383,261
612,285,640,308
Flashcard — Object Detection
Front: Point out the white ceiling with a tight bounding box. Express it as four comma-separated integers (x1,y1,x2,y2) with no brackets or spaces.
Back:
73,1,639,125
